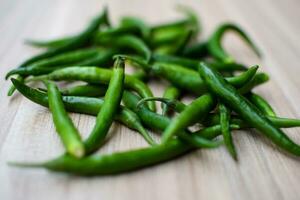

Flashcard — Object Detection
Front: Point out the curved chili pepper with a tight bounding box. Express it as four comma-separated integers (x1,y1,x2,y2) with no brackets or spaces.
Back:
123,91,222,148
27,66,156,111
11,78,155,145
161,93,216,143
198,62,300,156
7,8,109,96
207,23,261,63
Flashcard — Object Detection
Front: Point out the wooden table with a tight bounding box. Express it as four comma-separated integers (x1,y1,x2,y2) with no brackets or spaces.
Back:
1,0,300,199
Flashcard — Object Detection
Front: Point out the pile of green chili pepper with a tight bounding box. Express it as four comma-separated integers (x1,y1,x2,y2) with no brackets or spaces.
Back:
6,6,300,176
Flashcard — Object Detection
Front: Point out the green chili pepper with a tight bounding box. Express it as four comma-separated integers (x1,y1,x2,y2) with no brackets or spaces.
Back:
27,17,149,50
20,8,109,68
246,93,276,117
7,8,109,95
207,23,261,63
122,55,259,95
94,35,151,62
154,29,193,55
9,139,192,175
11,78,155,145
148,63,258,94
131,53,247,72
161,86,181,116
194,124,240,139
161,93,216,143
45,81,85,158
61,84,107,97
181,42,208,59
120,16,151,40
9,93,224,176
139,98,300,129
238,73,269,94
202,113,300,129
198,62,300,156
219,103,237,160
6,49,116,77
123,91,222,148
6,48,105,78
151,5,199,44
25,35,77,49
27,66,156,111
10,119,237,175
84,57,125,154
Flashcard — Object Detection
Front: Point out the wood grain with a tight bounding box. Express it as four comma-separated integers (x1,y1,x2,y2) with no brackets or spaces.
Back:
1,0,300,199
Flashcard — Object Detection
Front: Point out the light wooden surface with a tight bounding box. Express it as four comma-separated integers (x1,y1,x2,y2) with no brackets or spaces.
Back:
1,0,300,199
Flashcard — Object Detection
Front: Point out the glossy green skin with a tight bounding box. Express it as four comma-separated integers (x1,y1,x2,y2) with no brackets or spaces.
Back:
26,18,149,49
61,84,107,97
150,6,199,44
12,91,224,176
150,29,187,47
152,54,246,71
6,48,106,78
153,29,193,55
29,66,156,111
199,62,300,156
143,98,297,128
219,103,237,160
7,8,109,95
161,86,181,115
39,139,192,175
123,55,258,95
181,42,209,59
247,93,276,117
71,49,116,66
238,73,269,94
11,78,151,143
195,124,240,139
18,8,109,68
207,23,261,63
120,16,151,40
84,59,125,154
162,94,216,143
202,114,300,129
94,35,151,62
46,81,85,158
123,91,221,149
149,63,258,95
